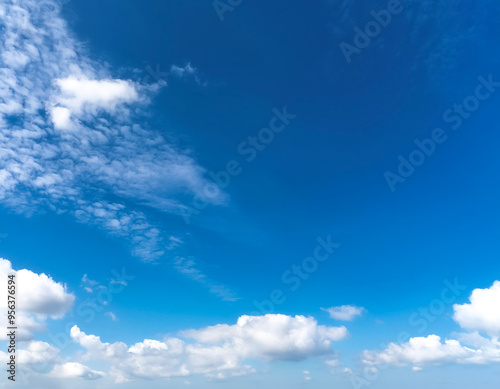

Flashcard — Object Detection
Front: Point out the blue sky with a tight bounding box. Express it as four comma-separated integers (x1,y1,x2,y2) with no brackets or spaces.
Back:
1,0,500,387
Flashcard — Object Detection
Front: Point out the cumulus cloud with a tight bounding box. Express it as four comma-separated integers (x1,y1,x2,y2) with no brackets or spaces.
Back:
0,339,101,382
182,314,348,361
69,314,347,383
0,258,74,340
362,335,476,367
361,281,500,370
453,281,500,337
0,0,224,266
54,76,138,114
50,362,105,380
322,305,365,321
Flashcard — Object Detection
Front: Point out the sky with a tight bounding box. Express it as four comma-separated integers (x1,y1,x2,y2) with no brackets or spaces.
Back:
0,0,500,387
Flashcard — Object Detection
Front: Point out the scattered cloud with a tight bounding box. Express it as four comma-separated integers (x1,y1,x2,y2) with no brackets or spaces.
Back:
361,281,500,370
0,0,221,264
0,0,235,299
0,258,74,340
322,305,365,321
67,314,347,383
453,281,500,337
170,63,206,86
5,340,103,381
182,314,348,361
50,362,105,380
170,63,197,78
362,335,476,367
105,312,118,322
174,256,238,302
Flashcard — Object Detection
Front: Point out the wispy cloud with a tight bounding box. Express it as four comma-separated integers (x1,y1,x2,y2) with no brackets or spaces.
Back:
170,63,207,86
174,256,238,301
0,0,231,306
322,305,365,321
105,312,118,322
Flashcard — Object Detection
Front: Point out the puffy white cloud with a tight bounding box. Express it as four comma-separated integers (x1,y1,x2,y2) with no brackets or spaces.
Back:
54,76,138,115
49,362,105,380
2,339,103,382
70,325,128,359
0,258,74,340
50,106,72,130
70,314,347,383
182,314,348,361
453,281,500,337
362,335,476,367
322,305,365,321
361,280,500,370
362,333,500,369
18,341,60,367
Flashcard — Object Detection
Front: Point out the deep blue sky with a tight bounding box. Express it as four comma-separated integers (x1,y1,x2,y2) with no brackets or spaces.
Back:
1,0,500,387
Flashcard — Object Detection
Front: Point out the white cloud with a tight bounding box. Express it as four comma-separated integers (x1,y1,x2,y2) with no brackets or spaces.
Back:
70,325,128,359
50,106,72,130
0,0,224,268
69,314,347,383
453,281,500,337
362,335,477,367
18,341,60,367
174,256,238,302
0,0,233,298
322,305,365,321
182,314,348,361
49,362,105,380
170,63,206,86
0,258,74,340
170,63,197,78
361,281,500,370
4,340,103,382
54,76,138,115
105,312,118,321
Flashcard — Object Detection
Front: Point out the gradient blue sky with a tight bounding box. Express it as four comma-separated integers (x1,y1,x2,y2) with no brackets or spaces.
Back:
1,0,500,388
